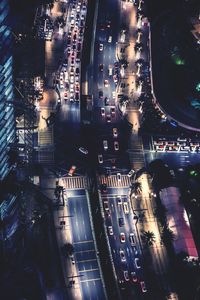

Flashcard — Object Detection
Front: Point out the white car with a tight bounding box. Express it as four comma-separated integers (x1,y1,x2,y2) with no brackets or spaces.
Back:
104,79,109,87
108,36,112,43
113,128,118,138
103,140,108,150
79,147,88,155
123,270,129,281
120,232,125,243
101,107,105,116
129,233,136,246
108,226,113,235
123,202,129,214
99,43,103,51
98,154,103,164
135,257,141,269
70,75,74,83
127,169,135,177
117,173,121,181
119,249,126,262
114,141,119,151
140,281,147,293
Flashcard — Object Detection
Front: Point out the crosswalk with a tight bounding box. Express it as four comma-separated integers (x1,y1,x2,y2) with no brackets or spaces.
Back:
38,150,54,165
99,174,131,188
38,128,54,146
63,176,91,190
128,135,145,170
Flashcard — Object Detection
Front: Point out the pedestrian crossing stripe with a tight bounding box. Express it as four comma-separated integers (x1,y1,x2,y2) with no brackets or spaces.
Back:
64,176,91,189
99,175,131,188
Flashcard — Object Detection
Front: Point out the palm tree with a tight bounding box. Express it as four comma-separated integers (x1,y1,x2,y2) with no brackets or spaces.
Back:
161,226,175,246
130,181,142,198
142,231,156,246
62,243,74,257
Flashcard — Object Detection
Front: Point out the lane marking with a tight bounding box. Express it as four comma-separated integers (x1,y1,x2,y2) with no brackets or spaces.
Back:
76,249,95,254
77,259,97,263
74,240,93,245
80,278,101,283
79,268,99,273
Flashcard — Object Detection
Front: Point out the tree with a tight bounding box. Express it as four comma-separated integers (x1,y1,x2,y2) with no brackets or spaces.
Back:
161,226,175,246
62,243,74,257
130,181,141,197
142,231,156,246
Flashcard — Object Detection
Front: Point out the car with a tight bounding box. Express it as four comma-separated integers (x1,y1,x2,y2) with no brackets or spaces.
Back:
75,93,79,101
140,281,147,293
113,74,118,83
99,43,103,51
103,140,108,150
133,246,138,255
129,233,136,246
120,232,125,243
114,141,119,151
128,169,135,177
113,128,118,137
135,257,141,269
108,226,113,235
110,107,115,116
68,165,76,176
79,147,88,155
101,183,107,193
70,84,74,93
71,58,75,66
99,64,104,72
117,172,121,181
104,97,109,106
119,249,126,262
64,93,68,101
108,35,112,43
106,114,111,123
108,65,113,76
70,67,74,75
103,201,109,211
118,217,124,227
131,271,138,283
99,90,103,98
123,271,129,281
101,107,105,116
112,91,116,99
104,79,109,87
70,75,74,83
98,154,103,164
75,67,79,74
117,196,122,205
123,202,129,214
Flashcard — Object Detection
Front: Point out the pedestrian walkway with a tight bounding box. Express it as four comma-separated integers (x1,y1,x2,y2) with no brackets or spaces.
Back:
99,175,131,188
63,176,91,190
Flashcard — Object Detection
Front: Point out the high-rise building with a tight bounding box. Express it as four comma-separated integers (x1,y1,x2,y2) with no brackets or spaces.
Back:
0,0,18,249
0,0,16,181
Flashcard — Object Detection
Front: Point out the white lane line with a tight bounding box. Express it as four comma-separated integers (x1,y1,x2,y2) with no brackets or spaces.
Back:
77,259,97,263
79,268,99,273
80,278,101,283
74,240,93,244
76,249,95,254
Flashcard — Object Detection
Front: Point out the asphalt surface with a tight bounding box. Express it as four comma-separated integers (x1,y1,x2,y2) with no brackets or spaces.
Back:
67,188,106,300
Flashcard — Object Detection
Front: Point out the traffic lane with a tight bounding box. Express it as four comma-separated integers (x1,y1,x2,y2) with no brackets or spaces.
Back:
68,195,93,242
81,279,105,300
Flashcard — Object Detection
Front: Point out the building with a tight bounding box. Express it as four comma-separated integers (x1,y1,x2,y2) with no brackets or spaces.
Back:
0,0,19,251
159,186,198,259
0,0,16,180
